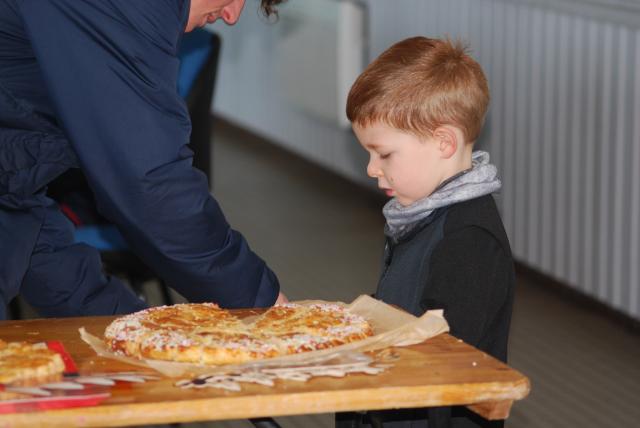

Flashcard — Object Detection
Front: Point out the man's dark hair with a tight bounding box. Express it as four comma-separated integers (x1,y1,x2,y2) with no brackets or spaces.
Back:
260,0,286,17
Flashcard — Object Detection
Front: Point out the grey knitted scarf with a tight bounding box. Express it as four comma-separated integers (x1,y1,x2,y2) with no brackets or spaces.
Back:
383,151,501,240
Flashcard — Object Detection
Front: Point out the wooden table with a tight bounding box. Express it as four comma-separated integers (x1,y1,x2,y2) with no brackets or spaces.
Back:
0,313,530,427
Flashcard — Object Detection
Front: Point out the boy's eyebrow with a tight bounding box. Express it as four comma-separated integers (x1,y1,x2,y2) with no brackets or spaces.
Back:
364,143,381,150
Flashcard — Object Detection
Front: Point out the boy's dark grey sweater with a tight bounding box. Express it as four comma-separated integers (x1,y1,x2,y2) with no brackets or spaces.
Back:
379,194,514,362
337,194,515,428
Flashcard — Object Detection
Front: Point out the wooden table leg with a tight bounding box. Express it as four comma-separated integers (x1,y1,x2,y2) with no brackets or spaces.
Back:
467,400,514,420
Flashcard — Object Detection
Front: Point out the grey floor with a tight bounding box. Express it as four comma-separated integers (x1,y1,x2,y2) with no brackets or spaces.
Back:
191,121,640,428
14,120,639,428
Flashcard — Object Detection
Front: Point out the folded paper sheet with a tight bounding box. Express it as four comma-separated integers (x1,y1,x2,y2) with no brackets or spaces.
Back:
80,295,449,377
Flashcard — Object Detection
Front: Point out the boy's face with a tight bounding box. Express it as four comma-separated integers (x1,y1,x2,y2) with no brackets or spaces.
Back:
354,123,448,207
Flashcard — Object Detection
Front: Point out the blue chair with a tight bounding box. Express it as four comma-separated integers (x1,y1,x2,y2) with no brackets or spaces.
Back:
70,28,220,253
179,29,221,187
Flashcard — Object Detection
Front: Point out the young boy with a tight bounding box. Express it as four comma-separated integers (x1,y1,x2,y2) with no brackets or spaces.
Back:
337,37,515,428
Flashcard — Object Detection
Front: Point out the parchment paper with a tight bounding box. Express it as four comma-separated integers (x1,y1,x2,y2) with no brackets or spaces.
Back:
80,294,449,377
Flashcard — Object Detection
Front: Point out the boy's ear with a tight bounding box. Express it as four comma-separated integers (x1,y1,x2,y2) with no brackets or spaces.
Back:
433,126,458,159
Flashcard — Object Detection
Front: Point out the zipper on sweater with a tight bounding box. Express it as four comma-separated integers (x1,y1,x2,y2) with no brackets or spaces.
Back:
380,240,394,280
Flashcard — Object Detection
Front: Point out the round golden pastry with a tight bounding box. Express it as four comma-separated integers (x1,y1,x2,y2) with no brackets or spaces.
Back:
104,302,373,365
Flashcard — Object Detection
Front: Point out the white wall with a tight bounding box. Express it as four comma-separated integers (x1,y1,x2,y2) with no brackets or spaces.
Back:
211,0,369,185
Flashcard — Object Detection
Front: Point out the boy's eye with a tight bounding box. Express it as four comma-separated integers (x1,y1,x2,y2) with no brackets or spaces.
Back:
379,153,392,159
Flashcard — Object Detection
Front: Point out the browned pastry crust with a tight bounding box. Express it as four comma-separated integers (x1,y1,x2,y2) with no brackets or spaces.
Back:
0,340,65,387
104,302,373,365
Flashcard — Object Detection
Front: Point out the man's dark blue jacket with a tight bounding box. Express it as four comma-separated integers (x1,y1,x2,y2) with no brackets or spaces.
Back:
0,0,279,319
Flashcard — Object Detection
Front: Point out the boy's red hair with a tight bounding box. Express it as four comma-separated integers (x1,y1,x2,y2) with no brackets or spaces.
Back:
346,37,489,142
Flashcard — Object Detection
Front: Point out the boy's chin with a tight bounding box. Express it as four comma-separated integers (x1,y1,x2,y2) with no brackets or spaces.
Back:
395,197,414,207
396,193,431,206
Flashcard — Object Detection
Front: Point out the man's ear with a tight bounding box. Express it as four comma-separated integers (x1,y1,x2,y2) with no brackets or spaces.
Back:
433,126,458,159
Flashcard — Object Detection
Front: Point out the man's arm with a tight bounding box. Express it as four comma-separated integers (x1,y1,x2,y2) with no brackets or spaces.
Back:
19,0,279,308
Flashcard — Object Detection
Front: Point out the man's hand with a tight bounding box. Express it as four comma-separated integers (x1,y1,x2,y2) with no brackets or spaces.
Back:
275,292,289,305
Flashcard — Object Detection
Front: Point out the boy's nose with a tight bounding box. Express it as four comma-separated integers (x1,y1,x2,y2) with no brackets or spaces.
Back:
222,0,245,25
367,160,382,178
